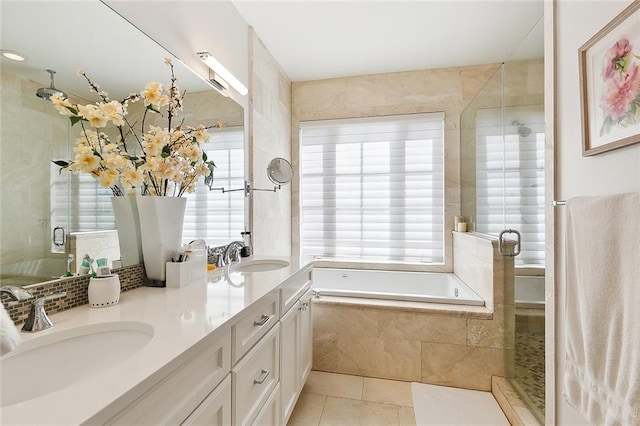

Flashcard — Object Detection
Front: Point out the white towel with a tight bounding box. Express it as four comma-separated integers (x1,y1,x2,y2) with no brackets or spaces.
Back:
564,193,640,425
0,303,21,355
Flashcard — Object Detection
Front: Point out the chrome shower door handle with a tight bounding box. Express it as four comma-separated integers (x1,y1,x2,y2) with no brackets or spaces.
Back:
53,226,66,247
498,229,521,257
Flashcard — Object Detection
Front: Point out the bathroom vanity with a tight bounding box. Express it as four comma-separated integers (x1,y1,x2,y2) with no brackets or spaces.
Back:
1,257,312,425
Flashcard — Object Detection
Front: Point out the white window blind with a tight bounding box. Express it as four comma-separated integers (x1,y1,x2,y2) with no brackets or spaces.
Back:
300,113,445,264
475,107,545,266
51,127,245,250
183,127,245,246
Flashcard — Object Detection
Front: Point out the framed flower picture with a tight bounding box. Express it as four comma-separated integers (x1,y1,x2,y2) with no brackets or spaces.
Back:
579,1,640,156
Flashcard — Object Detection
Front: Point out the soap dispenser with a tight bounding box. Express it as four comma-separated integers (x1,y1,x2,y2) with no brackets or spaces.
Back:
240,231,252,257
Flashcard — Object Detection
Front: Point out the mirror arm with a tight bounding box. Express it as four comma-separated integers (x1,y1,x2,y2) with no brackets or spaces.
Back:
251,185,280,193
211,180,283,197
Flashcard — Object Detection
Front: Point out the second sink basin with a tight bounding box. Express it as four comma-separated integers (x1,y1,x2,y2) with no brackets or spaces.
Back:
1,321,154,407
232,259,290,273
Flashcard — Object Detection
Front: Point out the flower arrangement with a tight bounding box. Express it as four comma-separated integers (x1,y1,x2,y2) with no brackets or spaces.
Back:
51,58,219,196
599,36,640,136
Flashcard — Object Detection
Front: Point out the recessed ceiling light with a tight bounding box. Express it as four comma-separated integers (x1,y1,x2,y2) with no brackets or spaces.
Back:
1,50,27,62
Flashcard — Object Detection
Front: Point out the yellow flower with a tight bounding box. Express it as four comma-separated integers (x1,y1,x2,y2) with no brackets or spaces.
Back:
50,92,73,116
73,150,100,173
99,101,125,126
103,153,128,170
120,167,145,189
140,81,164,107
142,129,168,157
193,125,210,144
178,144,200,162
97,169,119,188
78,104,107,128
196,163,210,177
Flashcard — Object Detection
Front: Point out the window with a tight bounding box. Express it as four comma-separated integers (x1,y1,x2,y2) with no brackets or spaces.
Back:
300,113,445,264
183,127,245,246
475,107,545,266
51,127,244,251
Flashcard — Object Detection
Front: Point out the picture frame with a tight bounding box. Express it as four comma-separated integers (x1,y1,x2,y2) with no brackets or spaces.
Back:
579,1,640,156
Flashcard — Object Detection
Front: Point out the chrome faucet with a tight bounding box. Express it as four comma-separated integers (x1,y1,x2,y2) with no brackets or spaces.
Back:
22,292,66,333
0,286,33,301
209,245,228,268
223,241,246,265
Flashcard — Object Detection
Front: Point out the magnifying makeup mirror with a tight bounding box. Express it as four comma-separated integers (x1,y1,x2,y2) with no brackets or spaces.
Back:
267,157,293,186
212,157,293,195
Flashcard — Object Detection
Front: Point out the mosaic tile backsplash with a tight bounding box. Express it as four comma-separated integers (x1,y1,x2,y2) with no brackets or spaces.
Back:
2,264,146,325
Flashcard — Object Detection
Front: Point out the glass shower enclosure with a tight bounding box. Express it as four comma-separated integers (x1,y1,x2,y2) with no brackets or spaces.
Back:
460,17,545,424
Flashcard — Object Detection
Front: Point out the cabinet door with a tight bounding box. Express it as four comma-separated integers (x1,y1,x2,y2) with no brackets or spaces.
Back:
280,301,300,423
182,374,231,426
299,290,314,388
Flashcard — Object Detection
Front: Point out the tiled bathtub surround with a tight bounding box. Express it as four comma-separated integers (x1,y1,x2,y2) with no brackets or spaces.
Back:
1,264,145,325
312,231,515,392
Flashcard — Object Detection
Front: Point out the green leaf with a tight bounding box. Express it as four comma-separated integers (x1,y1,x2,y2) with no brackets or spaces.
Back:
66,106,78,115
52,160,70,168
69,115,84,126
202,152,208,162
146,105,162,115
161,145,171,158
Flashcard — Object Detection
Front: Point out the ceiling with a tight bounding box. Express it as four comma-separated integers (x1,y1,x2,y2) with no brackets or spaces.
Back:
231,0,544,82
0,1,212,101
0,1,544,98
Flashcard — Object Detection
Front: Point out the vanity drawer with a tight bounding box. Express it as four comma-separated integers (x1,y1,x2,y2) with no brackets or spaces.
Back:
280,267,312,316
251,383,281,426
232,323,280,426
108,330,231,425
232,291,279,363
182,374,231,425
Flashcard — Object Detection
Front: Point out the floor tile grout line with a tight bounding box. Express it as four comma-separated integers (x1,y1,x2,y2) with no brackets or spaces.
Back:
317,394,328,426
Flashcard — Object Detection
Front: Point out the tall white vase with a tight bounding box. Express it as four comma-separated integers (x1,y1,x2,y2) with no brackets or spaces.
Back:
111,197,143,267
136,196,187,286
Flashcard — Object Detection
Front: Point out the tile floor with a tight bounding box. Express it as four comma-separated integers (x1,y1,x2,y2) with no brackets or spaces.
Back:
288,371,416,426
288,371,511,425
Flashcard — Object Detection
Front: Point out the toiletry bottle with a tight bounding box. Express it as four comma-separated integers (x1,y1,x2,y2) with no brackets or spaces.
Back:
240,231,252,257
79,254,91,275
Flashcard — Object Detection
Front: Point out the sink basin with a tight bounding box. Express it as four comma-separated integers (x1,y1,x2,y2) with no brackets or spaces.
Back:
232,259,290,273
1,321,154,407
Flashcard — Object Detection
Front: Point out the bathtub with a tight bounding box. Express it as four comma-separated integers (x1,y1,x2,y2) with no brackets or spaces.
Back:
515,275,545,309
312,268,484,306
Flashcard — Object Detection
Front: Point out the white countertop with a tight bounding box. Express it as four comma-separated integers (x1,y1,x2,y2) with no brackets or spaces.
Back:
1,256,312,425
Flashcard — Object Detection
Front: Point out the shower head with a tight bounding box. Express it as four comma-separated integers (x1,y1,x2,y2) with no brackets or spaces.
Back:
511,120,532,138
36,69,66,100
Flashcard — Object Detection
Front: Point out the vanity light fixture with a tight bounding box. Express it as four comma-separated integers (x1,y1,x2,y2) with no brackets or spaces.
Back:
1,49,26,61
196,51,248,96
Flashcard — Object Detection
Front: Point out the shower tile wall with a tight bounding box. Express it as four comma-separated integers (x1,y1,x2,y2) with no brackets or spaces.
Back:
0,72,70,266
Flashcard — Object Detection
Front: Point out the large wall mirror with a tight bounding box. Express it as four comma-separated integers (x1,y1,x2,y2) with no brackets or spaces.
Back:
0,1,244,287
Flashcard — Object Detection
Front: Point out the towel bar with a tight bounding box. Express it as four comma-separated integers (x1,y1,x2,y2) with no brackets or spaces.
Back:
551,200,566,206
